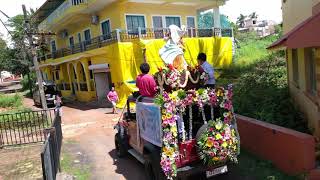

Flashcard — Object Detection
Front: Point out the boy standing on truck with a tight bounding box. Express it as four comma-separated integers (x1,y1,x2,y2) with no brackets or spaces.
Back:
197,53,215,89
136,63,157,98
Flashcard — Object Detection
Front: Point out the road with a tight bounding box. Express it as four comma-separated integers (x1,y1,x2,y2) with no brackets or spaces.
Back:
0,81,22,93
23,98,248,180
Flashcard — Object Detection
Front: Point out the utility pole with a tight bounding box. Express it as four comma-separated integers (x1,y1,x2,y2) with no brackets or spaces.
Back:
22,5,47,110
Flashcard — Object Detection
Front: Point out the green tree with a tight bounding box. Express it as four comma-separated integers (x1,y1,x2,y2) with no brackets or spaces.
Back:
4,9,36,75
249,12,258,19
236,14,247,28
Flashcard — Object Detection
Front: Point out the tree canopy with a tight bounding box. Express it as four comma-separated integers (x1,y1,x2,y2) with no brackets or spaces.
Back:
0,9,35,75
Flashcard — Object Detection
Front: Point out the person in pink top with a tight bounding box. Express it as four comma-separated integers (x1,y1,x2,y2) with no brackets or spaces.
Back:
136,63,157,98
107,86,119,114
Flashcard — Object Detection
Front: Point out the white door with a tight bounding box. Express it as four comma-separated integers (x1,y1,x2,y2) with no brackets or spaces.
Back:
94,72,109,101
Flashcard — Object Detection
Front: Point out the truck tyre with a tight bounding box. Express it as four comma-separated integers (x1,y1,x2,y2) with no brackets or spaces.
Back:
144,154,156,180
114,133,128,158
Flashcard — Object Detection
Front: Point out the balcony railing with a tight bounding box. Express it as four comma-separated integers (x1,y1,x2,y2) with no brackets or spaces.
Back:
38,28,233,61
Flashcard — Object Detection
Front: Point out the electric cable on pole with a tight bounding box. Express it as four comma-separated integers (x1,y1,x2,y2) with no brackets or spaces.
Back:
22,4,48,110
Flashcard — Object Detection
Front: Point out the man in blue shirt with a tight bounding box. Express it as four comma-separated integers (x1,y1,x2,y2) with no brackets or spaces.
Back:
197,53,215,88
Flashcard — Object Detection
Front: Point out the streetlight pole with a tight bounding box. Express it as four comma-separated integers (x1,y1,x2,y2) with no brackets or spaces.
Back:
22,5,47,110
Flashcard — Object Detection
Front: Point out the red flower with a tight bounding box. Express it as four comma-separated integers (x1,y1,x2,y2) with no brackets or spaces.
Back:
158,67,163,72
168,64,174,70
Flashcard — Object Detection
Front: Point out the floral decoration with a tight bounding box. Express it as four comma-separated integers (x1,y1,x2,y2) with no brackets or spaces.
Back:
197,119,239,166
155,85,239,180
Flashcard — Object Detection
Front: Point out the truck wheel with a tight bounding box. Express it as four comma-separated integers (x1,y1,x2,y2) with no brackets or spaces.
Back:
114,133,128,158
144,154,156,180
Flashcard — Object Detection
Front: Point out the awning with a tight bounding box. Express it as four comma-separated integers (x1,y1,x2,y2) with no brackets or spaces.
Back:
88,64,110,70
268,11,320,50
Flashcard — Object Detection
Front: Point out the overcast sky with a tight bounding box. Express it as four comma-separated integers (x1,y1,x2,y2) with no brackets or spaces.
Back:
0,0,282,42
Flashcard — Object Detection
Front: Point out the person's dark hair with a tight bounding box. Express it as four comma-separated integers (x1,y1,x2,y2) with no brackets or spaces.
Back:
197,53,207,62
140,63,150,74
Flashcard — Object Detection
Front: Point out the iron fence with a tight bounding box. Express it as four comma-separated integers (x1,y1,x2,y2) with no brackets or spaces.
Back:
0,109,55,147
41,110,62,180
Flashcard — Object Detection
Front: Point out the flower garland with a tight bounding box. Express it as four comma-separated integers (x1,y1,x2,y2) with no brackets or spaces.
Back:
155,85,239,179
197,119,239,166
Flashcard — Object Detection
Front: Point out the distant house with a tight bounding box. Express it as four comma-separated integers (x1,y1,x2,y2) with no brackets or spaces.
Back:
268,0,320,136
239,17,276,37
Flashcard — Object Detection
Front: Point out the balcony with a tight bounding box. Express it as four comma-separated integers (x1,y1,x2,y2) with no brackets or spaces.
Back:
39,0,88,30
38,28,233,61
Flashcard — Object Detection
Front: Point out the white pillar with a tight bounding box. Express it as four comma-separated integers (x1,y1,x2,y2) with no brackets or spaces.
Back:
213,7,221,28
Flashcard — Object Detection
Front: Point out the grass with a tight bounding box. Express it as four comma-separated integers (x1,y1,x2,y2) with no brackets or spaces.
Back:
218,32,309,133
60,148,90,180
0,93,22,108
235,150,302,180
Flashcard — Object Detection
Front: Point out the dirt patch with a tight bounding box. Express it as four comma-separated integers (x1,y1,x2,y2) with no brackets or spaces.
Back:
59,140,91,180
0,145,42,180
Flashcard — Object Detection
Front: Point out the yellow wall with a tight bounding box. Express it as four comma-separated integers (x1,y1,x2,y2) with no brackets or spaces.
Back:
44,1,200,51
282,0,320,33
287,48,320,136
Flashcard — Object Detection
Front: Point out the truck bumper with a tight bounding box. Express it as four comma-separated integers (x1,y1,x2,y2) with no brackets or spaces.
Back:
177,162,228,179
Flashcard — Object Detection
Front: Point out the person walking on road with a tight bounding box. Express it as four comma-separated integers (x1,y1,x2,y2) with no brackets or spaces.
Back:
107,86,119,114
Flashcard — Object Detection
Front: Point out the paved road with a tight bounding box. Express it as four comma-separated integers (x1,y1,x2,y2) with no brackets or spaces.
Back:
24,98,247,180
0,81,22,93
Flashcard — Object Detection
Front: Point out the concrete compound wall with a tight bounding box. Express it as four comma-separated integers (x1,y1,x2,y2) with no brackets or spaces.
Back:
236,115,316,175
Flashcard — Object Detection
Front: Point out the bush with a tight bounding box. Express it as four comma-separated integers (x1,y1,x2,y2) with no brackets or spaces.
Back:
219,33,309,134
0,93,23,108
21,72,36,91
231,55,310,133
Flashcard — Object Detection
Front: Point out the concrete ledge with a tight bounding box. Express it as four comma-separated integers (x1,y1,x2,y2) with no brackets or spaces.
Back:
236,114,316,175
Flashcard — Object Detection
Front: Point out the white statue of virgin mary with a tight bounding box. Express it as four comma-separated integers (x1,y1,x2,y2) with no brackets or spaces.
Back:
159,25,187,70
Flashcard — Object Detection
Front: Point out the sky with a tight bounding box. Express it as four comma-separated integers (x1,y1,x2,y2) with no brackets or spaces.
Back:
0,0,283,42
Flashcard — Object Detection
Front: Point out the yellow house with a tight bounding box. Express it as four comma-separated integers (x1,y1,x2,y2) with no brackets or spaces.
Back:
32,0,234,107
268,0,320,136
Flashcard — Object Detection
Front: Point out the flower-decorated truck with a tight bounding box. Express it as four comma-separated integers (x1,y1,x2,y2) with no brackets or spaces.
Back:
114,71,240,179
114,25,240,180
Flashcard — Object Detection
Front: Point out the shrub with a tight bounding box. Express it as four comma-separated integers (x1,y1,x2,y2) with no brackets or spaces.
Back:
219,33,309,134
0,93,23,108
231,55,310,133
21,72,36,91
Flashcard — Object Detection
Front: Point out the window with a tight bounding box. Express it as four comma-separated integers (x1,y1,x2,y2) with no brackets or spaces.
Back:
69,36,74,48
84,29,91,45
51,40,57,53
152,16,164,38
187,17,195,28
165,16,181,27
187,16,196,37
72,0,84,5
88,61,94,79
292,49,299,85
152,16,163,29
126,15,146,35
101,20,111,39
305,48,317,95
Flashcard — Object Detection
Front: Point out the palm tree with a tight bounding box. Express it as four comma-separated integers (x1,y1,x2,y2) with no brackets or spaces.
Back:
249,12,258,19
236,14,246,28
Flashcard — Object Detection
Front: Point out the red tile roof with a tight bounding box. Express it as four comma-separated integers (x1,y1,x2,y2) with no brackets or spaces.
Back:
267,10,320,50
